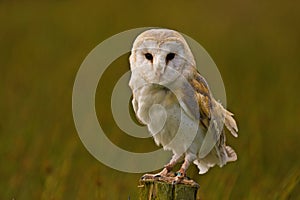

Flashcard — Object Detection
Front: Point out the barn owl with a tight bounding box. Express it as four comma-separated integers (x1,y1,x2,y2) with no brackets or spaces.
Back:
129,29,238,181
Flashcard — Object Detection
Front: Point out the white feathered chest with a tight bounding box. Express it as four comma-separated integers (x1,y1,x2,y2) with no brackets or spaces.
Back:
130,82,203,156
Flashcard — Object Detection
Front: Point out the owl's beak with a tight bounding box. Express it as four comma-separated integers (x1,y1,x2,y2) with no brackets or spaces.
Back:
154,67,165,81
155,70,162,79
153,62,166,81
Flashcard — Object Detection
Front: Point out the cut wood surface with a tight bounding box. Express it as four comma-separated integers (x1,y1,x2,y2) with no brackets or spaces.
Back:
139,178,199,200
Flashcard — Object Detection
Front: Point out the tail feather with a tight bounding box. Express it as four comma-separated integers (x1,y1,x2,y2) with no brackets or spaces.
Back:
225,146,237,162
224,110,238,137
213,100,238,137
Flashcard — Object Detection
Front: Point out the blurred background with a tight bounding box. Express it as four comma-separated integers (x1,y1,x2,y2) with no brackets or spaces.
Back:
1,0,300,199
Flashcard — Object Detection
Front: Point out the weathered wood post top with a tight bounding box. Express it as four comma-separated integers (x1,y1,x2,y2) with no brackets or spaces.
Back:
138,177,199,200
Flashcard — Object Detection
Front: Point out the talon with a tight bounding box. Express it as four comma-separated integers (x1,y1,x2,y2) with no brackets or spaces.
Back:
157,168,169,177
154,174,161,178
172,176,184,184
140,174,157,180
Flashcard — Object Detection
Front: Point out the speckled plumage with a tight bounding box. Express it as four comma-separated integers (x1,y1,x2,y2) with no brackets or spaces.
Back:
129,29,238,176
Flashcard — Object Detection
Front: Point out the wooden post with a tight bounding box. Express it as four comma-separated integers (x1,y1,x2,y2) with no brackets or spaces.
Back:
138,177,199,200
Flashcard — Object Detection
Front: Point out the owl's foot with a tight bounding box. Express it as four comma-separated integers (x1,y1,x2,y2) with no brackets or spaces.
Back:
173,177,199,187
140,171,199,188
141,168,172,180
155,167,169,177
175,168,186,178
140,174,157,180
171,171,199,187
172,169,187,184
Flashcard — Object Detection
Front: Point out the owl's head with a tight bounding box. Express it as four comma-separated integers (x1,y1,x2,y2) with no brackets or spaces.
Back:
129,29,196,86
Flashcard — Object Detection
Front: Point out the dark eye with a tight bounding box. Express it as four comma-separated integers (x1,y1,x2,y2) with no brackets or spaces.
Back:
145,53,153,61
166,53,175,62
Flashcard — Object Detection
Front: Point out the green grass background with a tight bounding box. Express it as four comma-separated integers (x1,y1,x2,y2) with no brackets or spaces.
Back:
1,0,300,199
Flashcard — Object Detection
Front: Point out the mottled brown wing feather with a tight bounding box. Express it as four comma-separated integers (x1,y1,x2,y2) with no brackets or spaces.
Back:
190,69,238,138
180,69,238,161
190,70,212,128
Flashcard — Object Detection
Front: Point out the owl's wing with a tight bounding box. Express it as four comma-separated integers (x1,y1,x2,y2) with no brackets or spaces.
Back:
178,70,212,127
131,95,147,126
183,70,238,136
180,70,238,158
